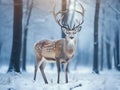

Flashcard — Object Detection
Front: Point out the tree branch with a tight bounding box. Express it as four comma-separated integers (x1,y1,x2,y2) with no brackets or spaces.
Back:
69,83,82,90
107,2,120,15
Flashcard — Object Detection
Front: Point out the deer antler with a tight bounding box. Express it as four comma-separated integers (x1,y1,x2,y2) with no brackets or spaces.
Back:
52,3,68,29
52,1,84,30
72,2,85,30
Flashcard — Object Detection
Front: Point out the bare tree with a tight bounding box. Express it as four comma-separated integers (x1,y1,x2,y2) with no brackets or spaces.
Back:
0,42,2,66
8,0,23,72
114,29,120,70
106,36,112,69
114,1,120,70
107,0,120,70
100,7,105,71
0,42,2,54
93,0,100,74
22,0,33,71
100,31,104,70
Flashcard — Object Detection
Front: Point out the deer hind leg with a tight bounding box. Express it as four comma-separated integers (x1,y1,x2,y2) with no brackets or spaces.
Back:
56,60,60,84
64,63,69,83
39,61,48,84
34,55,42,81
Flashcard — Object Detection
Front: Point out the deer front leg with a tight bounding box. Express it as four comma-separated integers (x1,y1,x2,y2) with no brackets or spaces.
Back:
34,65,38,81
39,62,48,84
56,60,60,84
34,56,42,81
64,63,69,83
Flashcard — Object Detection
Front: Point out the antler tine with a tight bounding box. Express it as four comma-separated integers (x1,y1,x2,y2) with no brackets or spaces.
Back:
67,24,70,29
72,24,76,30
78,2,85,17
52,4,61,26
72,19,79,30
72,3,84,30
77,2,84,25
79,2,85,25
52,3,68,29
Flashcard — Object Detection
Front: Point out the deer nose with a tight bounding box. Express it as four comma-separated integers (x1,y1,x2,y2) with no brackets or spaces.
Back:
70,37,74,39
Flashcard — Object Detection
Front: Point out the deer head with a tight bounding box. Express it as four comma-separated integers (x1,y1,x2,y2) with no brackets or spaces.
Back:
52,2,84,40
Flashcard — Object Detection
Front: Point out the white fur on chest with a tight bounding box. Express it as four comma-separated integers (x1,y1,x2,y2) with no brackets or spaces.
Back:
68,39,75,48
65,39,76,58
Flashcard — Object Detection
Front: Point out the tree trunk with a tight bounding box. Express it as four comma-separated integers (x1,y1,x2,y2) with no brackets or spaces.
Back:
106,40,112,69
8,0,23,73
22,0,33,71
22,29,28,71
114,1,120,70
100,32,104,70
93,0,100,74
100,8,105,71
69,0,75,27
114,30,120,70
0,42,2,66
61,0,67,70
61,0,67,38
0,42,2,55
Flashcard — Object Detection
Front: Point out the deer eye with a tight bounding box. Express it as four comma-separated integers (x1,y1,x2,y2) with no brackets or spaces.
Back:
66,31,70,34
73,32,76,34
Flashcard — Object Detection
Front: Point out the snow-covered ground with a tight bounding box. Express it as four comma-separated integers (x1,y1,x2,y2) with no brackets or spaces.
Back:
0,0,120,90
0,66,120,90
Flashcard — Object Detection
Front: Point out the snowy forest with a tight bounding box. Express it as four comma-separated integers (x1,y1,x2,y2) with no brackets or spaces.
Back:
0,0,120,90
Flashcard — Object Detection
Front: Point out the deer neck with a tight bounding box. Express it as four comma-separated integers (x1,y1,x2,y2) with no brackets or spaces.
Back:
64,37,76,58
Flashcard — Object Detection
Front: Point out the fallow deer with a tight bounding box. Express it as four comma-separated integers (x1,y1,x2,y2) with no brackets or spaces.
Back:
33,3,84,84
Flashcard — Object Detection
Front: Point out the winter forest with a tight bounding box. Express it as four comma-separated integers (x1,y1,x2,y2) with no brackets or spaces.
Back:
0,0,120,90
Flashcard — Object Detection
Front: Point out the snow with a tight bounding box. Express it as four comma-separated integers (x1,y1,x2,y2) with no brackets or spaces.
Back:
0,66,120,90
0,0,120,90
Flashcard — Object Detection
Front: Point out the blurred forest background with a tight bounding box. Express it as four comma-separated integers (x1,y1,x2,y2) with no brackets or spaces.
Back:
0,0,120,73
